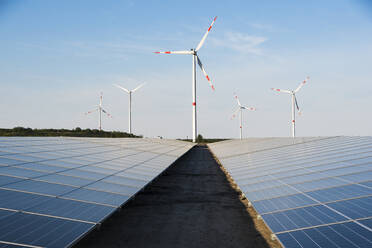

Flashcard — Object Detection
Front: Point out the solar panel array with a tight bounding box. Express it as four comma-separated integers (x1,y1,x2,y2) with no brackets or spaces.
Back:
0,137,194,248
209,136,372,248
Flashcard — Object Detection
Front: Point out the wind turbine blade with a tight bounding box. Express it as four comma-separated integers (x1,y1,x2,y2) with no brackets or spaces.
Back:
197,56,215,90
113,84,130,93
153,50,193,55
294,95,300,112
294,76,310,93
195,16,217,51
233,93,241,106
231,107,240,120
85,108,98,115
132,82,146,92
271,88,291,94
101,109,113,118
242,106,256,111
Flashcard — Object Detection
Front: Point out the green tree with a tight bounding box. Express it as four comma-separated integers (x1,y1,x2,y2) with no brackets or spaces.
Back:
196,134,204,143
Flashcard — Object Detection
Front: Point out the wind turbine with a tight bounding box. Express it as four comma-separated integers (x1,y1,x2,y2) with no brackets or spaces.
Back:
113,82,145,134
271,76,310,137
85,92,112,131
154,16,217,142
231,93,256,140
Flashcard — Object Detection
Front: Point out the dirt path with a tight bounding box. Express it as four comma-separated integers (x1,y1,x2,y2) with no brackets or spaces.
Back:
75,145,277,248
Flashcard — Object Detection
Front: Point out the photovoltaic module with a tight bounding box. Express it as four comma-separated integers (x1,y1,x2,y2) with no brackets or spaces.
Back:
0,137,194,247
209,136,372,248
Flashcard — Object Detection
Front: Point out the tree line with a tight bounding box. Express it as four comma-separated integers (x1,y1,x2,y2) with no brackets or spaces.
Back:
0,127,141,138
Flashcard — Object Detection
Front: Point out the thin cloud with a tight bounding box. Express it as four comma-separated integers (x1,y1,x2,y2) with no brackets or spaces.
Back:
210,31,268,55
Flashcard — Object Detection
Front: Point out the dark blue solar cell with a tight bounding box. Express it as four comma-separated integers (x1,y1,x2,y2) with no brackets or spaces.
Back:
276,232,302,248
263,205,347,233
79,165,117,175
86,181,139,196
0,157,25,166
16,162,66,173
117,171,151,181
0,210,94,248
289,229,321,247
37,174,93,187
0,209,15,221
314,224,364,248
0,167,45,178
26,197,115,223
307,184,372,203
253,193,316,214
291,177,346,192
103,175,147,188
261,214,285,233
0,189,50,211
62,188,130,206
332,221,372,246
359,218,372,229
0,242,28,247
3,180,76,196
302,228,339,248
3,154,43,163
60,169,106,180
268,212,299,232
361,181,372,188
0,175,23,186
327,196,372,219
39,160,81,168
304,205,347,224
339,171,372,183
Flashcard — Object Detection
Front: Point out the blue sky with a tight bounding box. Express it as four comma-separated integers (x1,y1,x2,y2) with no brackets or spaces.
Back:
0,0,371,138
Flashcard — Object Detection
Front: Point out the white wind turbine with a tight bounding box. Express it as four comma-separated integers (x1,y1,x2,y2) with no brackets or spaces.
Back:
85,92,112,131
154,16,217,142
231,93,256,140
113,82,145,134
271,76,310,137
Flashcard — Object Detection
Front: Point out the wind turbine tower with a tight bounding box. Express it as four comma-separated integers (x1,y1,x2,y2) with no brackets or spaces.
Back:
113,83,145,134
154,17,217,142
231,93,256,139
85,92,112,131
271,76,310,137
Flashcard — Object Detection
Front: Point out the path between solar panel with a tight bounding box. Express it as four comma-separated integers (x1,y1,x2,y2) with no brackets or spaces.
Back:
74,145,280,248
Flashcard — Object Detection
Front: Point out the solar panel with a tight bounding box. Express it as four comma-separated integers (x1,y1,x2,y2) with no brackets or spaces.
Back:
209,136,372,248
0,137,193,248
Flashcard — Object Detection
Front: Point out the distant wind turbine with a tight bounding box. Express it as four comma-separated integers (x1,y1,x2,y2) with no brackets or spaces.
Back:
85,92,112,131
154,16,217,142
113,83,145,134
271,76,310,137
231,93,256,140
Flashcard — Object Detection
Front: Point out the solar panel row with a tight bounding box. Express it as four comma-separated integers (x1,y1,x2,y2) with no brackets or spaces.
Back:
209,136,372,248
0,137,194,248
